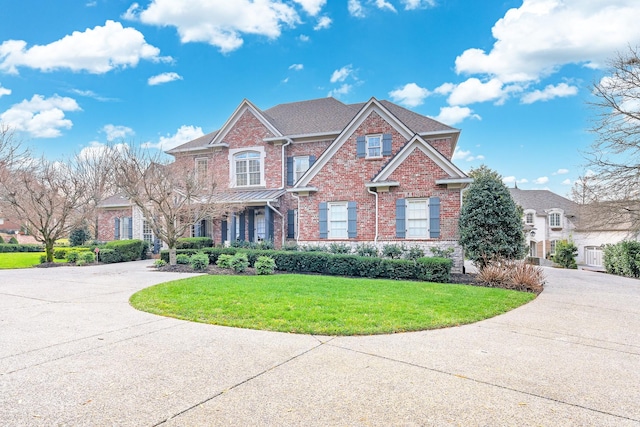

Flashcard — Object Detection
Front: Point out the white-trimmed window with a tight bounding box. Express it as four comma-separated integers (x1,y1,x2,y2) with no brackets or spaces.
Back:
550,239,558,255
328,202,348,239
525,212,534,225
366,135,382,158
549,212,562,228
294,156,310,182
195,157,208,183
143,220,154,245
407,199,428,238
234,151,261,187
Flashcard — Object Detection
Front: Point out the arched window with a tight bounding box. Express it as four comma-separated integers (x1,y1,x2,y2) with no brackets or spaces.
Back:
234,151,261,186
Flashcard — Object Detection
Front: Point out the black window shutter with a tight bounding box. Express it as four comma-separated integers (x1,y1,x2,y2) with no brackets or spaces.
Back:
114,217,120,240
286,157,294,186
429,197,441,238
309,155,316,166
382,133,392,156
127,217,133,239
347,201,357,239
247,209,255,242
239,212,246,241
319,202,328,239
221,220,227,244
356,136,366,158
396,199,406,238
287,209,295,239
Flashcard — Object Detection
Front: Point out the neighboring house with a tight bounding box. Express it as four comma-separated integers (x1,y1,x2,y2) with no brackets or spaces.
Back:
97,194,158,249
509,187,639,268
98,97,472,271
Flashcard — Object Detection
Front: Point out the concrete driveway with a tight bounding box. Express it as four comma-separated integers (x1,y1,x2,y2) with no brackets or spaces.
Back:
1,261,639,426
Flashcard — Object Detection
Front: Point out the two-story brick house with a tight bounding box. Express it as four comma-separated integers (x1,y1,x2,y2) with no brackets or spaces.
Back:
98,96,471,271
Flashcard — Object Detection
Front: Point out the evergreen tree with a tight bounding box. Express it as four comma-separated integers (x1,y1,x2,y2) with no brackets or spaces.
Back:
459,166,527,269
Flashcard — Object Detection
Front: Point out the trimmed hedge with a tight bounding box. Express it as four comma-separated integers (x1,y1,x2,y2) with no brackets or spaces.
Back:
604,241,640,278
97,248,122,264
105,239,148,262
0,243,44,253
160,247,452,283
176,237,214,249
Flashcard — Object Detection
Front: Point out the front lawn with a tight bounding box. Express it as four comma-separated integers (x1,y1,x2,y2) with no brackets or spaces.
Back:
0,252,65,269
130,274,535,335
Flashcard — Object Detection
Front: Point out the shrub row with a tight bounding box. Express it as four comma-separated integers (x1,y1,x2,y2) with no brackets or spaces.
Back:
160,247,452,282
104,239,148,262
604,241,640,278
53,239,148,264
176,237,213,249
0,243,44,253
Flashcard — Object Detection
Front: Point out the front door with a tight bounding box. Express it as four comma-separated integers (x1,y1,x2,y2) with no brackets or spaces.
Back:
529,241,537,257
254,209,265,242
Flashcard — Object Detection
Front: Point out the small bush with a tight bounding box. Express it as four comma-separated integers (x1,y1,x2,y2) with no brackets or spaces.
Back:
190,252,210,270
0,235,4,244
478,258,544,293
66,251,79,263
105,239,146,262
216,254,234,269
39,255,47,264
301,245,327,252
603,241,640,278
231,252,249,273
257,239,274,250
176,253,191,265
97,248,122,264
154,259,167,268
328,243,351,254
382,243,405,259
69,227,91,247
405,246,425,260
281,242,299,251
79,251,95,263
76,259,87,266
552,240,578,269
255,256,276,275
176,237,213,249
430,247,455,259
355,243,378,257
9,236,19,244
54,248,68,259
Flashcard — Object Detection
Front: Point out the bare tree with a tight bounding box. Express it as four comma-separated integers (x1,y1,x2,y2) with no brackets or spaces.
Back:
112,147,233,265
585,45,640,232
0,157,89,261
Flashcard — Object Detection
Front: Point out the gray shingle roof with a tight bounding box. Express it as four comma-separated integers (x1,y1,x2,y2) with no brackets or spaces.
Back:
508,188,577,216
98,194,131,208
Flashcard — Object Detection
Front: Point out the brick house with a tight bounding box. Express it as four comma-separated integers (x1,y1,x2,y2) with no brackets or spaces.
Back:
98,97,472,271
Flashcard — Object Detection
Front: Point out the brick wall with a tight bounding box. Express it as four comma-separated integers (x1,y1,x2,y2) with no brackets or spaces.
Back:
97,207,132,241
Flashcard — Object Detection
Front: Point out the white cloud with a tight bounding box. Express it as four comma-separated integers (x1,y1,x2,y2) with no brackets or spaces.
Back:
348,0,365,17
143,125,205,151
330,65,353,83
69,89,116,102
0,20,168,74
534,176,549,184
314,15,332,30
521,82,578,104
553,168,569,175
289,63,303,71
299,34,310,42
562,178,572,185
0,84,10,98
402,0,436,10
78,141,128,161
375,0,397,12
455,0,640,83
0,94,80,138
148,72,183,86
328,84,352,98
432,106,481,125
135,0,300,54
503,176,516,184
293,0,326,15
102,124,134,142
453,147,485,162
447,78,507,106
388,83,430,107
434,82,455,95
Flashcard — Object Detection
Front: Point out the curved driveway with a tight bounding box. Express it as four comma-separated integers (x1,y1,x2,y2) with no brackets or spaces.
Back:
1,261,639,426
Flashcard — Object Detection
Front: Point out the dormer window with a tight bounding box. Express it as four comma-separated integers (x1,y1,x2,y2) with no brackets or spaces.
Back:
230,148,264,187
524,209,535,225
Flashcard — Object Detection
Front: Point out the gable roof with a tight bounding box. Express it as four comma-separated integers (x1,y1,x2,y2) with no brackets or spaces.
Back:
168,96,458,154
508,188,577,216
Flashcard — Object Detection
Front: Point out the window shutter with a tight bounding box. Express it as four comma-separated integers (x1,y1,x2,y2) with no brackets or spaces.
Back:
382,133,392,156
114,217,120,240
396,199,406,238
309,155,316,166
287,209,295,239
347,201,357,239
193,221,200,237
247,209,255,242
231,215,237,241
201,219,207,237
319,202,328,239
286,157,294,186
221,220,227,244
356,136,366,158
239,212,246,241
127,217,133,239
429,197,441,239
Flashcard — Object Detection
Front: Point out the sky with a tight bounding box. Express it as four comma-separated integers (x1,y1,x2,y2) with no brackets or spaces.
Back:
1,0,639,197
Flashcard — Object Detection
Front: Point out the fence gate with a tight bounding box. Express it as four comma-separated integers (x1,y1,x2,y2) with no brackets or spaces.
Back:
585,246,603,267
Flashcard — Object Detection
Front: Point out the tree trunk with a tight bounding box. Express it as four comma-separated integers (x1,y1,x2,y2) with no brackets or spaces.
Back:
45,239,55,263
169,247,177,266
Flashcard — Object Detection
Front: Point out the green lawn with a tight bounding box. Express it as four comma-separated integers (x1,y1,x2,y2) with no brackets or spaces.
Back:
130,274,536,335
0,252,65,269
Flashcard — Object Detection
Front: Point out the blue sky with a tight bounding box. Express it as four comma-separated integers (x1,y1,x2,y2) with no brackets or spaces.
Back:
1,0,639,197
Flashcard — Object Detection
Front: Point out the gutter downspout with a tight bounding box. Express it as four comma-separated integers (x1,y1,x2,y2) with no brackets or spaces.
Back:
367,187,379,244
266,200,284,246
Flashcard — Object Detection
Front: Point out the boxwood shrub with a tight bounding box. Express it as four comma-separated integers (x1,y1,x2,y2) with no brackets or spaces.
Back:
97,248,122,264
0,243,44,253
160,247,452,282
176,237,213,249
105,239,147,262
